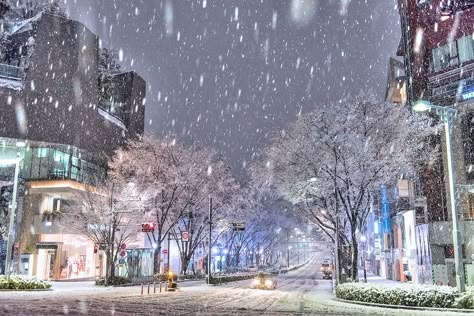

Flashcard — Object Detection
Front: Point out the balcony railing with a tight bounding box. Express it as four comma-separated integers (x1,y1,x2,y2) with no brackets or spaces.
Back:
0,63,24,80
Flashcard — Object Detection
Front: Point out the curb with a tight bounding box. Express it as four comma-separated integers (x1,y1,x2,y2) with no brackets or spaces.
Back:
333,298,474,313
0,288,52,292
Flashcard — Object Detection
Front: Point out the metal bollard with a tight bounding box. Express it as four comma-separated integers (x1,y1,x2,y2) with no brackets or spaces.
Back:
141,283,143,295
160,281,162,293
154,282,156,294
165,282,168,292
147,282,150,294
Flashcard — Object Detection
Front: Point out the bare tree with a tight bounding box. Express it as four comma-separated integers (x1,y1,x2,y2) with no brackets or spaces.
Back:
109,136,239,275
60,181,142,281
256,94,436,280
171,154,240,275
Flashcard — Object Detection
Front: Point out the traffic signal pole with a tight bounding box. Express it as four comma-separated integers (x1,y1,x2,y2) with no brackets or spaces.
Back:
167,232,171,272
207,197,212,284
287,230,290,268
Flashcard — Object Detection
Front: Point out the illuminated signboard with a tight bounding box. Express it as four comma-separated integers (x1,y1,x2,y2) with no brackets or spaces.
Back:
462,90,474,101
381,185,391,234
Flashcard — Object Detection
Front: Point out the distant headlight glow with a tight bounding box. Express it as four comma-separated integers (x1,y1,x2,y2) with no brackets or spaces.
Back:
265,279,273,287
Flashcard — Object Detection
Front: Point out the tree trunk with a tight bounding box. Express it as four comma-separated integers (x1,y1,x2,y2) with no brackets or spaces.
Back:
153,230,163,274
235,249,240,268
105,249,111,284
181,254,190,275
351,229,358,282
153,245,161,275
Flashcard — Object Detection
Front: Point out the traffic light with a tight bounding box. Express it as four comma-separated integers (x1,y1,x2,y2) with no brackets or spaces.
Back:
141,222,156,232
94,245,98,254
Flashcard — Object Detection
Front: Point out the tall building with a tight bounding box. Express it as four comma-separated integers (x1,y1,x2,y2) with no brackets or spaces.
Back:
0,11,145,280
396,0,474,286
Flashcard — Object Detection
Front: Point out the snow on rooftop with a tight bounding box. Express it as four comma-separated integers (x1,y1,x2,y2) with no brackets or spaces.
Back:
0,78,23,91
98,107,127,131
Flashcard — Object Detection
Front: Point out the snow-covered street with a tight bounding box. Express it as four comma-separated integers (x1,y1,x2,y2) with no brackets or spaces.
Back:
0,253,464,316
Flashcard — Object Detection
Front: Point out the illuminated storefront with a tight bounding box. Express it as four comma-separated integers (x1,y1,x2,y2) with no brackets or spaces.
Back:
35,234,95,280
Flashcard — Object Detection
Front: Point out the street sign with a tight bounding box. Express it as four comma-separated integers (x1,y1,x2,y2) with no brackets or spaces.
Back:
118,258,126,265
162,249,168,254
181,231,189,242
232,222,245,231
142,222,155,232
120,250,127,258
120,243,127,250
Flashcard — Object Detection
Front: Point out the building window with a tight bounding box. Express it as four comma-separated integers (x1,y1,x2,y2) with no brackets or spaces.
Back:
432,42,459,72
461,112,474,180
458,35,474,63
431,34,474,72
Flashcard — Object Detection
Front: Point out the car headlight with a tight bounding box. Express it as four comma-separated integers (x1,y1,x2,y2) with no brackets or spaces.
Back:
253,279,260,285
265,280,273,287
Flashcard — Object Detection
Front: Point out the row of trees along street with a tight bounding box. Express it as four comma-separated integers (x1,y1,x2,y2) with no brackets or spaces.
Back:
251,94,437,281
59,93,435,282
60,136,301,279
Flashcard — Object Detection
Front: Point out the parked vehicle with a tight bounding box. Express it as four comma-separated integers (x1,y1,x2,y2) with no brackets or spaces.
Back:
247,265,258,272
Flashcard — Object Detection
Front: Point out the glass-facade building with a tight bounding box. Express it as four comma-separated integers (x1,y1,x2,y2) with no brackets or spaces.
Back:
0,138,106,185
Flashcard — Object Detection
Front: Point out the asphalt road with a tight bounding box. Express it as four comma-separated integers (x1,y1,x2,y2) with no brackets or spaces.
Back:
0,253,465,315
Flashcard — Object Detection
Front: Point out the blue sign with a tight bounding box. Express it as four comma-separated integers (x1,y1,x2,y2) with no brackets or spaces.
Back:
381,186,391,234
118,258,126,265
461,80,474,101
461,90,474,101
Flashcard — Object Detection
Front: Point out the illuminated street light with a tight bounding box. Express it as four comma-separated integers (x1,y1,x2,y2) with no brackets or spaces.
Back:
412,100,465,293
4,141,25,279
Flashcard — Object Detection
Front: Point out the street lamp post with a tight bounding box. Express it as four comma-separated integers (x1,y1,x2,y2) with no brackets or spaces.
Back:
3,142,25,279
413,100,466,293
207,197,212,285
4,151,22,279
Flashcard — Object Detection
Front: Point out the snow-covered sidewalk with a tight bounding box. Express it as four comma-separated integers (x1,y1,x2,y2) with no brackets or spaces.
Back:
358,270,401,285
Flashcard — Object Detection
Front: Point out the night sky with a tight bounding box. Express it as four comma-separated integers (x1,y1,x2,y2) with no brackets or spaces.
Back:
66,0,401,178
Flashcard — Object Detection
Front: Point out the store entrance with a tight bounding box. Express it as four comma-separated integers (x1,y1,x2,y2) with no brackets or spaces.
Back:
46,250,55,280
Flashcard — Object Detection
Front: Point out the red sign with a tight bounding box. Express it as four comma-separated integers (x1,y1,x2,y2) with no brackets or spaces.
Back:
120,243,127,250
162,249,168,254
120,250,127,258
181,231,189,242
198,257,203,270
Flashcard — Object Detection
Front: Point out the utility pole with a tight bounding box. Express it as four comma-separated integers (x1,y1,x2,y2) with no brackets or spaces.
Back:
444,112,466,293
303,242,306,262
109,182,116,284
167,232,171,272
287,230,290,268
296,234,300,265
5,152,21,279
207,197,212,284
